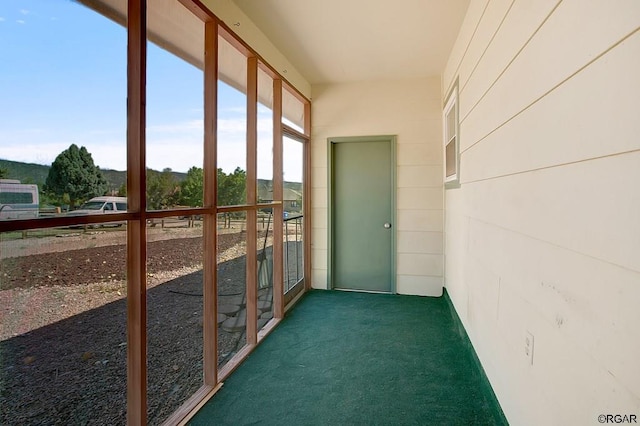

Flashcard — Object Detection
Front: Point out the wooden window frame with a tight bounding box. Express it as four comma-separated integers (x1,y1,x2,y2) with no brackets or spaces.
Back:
0,0,311,425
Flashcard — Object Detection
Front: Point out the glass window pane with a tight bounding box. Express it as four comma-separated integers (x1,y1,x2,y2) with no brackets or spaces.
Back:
445,139,457,178
217,37,247,207
217,211,247,369
257,68,274,203
257,211,274,329
0,1,126,218
282,87,305,133
1,226,127,424
283,136,304,292
146,216,203,425
146,2,204,211
446,107,456,141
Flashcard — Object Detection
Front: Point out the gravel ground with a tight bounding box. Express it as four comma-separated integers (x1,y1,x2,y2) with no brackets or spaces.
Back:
0,231,273,425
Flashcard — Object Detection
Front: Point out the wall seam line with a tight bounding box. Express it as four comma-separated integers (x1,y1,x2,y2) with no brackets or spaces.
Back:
460,25,640,155
460,0,563,125
465,215,640,274
444,0,491,99
460,0,516,94
397,274,444,278
462,147,640,184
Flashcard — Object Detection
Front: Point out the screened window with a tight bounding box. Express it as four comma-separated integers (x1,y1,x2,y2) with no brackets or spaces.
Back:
0,1,311,424
444,85,459,185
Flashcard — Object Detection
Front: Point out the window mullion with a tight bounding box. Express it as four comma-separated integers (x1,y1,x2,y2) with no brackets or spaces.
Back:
126,0,148,424
245,56,259,345
272,79,284,319
203,19,219,388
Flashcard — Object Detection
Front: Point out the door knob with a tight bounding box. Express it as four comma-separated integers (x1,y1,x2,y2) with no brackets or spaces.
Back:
383,223,392,229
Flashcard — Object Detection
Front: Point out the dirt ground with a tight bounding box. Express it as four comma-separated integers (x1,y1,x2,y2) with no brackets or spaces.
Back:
0,226,266,425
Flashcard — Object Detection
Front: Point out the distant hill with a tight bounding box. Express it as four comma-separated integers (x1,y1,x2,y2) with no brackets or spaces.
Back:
0,159,302,194
99,168,188,191
0,159,50,187
0,159,186,192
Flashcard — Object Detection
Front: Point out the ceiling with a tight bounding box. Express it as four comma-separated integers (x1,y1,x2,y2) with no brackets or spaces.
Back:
232,0,470,85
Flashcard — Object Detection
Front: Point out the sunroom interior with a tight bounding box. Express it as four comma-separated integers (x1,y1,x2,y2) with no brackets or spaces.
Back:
1,0,638,425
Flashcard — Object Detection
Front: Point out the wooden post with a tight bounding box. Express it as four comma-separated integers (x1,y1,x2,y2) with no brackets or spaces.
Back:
203,19,219,387
246,56,258,344
273,79,284,319
126,0,147,424
303,100,312,290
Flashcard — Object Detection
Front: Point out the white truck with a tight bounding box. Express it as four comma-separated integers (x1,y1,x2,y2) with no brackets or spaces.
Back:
0,179,39,220
65,196,127,227
67,196,127,216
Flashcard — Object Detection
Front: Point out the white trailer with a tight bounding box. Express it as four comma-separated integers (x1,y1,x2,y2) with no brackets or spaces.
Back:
0,179,39,220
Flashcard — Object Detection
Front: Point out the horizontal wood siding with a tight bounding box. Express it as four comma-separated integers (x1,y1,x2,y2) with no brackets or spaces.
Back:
442,1,640,424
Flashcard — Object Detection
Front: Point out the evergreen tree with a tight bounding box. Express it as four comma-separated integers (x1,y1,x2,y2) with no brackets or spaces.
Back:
117,182,127,197
217,167,246,227
44,144,108,208
146,168,178,210
178,166,204,207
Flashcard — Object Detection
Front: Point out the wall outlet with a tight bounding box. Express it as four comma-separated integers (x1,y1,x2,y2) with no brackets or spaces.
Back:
525,331,534,365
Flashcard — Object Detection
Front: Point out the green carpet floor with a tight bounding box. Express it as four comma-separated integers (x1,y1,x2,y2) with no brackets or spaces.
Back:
190,290,507,425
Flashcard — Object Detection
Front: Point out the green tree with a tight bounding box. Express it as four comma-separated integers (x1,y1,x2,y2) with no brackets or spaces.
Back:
178,166,204,207
117,182,127,197
146,168,178,210
217,167,246,206
218,167,246,227
44,144,109,208
0,167,8,179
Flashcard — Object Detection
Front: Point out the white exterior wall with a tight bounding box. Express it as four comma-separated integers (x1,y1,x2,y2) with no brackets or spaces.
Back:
311,79,444,296
443,1,640,424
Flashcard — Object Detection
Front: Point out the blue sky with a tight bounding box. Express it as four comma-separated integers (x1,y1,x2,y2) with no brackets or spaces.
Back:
0,0,301,180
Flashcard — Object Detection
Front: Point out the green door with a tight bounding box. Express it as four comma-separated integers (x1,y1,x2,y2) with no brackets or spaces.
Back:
331,137,394,293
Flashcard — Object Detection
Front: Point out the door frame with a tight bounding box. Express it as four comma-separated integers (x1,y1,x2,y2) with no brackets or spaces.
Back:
327,135,397,293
